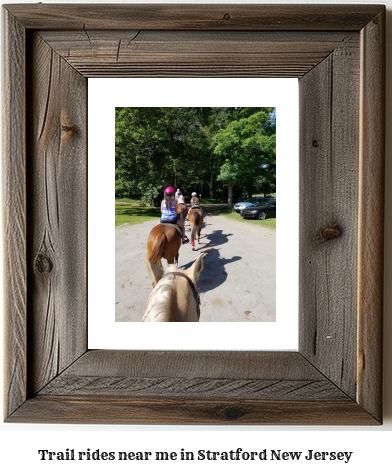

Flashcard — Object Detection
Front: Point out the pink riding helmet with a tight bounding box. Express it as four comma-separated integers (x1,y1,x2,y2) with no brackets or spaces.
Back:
164,186,175,194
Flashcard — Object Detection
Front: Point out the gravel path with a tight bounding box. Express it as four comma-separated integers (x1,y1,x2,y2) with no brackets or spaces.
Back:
116,206,276,322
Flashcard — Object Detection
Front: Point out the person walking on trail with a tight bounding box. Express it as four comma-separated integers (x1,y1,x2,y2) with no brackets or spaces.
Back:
159,186,188,244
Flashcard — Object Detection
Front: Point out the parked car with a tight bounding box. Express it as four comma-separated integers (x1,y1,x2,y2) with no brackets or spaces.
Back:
240,199,276,220
233,197,272,213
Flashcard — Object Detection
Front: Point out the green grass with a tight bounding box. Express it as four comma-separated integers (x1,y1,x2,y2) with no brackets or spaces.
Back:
252,193,276,198
217,208,276,229
115,203,160,226
198,197,225,204
116,198,138,203
115,200,276,228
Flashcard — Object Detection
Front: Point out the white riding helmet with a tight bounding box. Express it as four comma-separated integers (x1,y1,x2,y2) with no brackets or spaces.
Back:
192,192,197,196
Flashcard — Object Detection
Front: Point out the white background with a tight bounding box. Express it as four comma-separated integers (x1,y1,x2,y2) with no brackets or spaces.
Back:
88,77,299,350
1,1,391,473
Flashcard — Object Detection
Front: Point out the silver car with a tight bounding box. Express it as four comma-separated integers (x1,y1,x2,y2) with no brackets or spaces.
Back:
233,197,272,213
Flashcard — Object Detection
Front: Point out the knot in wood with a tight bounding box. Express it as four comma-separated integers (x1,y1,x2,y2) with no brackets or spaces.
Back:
315,225,342,244
34,252,53,274
61,124,77,134
223,405,244,420
223,13,231,21
312,139,319,148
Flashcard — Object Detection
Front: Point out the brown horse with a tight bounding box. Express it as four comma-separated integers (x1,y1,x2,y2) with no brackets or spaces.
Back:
188,208,203,251
146,224,181,270
177,203,188,223
143,253,205,322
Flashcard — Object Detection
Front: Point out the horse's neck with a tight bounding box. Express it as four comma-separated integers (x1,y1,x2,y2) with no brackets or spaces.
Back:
143,274,197,322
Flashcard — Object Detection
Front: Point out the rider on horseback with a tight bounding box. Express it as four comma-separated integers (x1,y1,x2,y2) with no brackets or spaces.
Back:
160,186,188,244
177,190,185,204
176,190,187,220
189,193,200,210
190,192,199,208
189,192,204,217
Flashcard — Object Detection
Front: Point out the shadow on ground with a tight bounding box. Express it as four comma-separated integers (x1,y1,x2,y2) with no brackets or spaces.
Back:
180,231,241,293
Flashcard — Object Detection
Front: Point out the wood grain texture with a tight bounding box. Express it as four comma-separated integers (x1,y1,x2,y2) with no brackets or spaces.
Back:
6,351,379,424
38,30,358,78
9,396,379,425
48,350,332,379
4,4,384,30
2,9,27,419
2,4,385,425
299,40,360,399
37,351,347,401
357,9,385,422
27,33,87,395
39,377,347,400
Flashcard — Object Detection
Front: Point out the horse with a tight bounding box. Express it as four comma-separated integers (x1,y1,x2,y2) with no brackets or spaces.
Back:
188,208,203,250
142,253,205,322
177,203,188,223
146,223,181,270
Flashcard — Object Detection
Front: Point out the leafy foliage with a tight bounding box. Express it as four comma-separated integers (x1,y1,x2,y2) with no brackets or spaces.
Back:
115,107,276,206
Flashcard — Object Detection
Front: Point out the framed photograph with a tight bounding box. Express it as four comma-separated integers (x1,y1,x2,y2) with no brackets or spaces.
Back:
112,103,279,326
89,79,297,349
3,4,384,424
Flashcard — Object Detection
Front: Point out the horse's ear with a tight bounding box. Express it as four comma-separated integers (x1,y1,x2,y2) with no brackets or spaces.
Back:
145,258,164,287
187,253,205,281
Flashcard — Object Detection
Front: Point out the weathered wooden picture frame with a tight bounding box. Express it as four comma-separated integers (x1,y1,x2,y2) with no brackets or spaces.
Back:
3,4,385,424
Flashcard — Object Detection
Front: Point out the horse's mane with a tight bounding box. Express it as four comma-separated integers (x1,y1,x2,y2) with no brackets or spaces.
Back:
142,274,176,322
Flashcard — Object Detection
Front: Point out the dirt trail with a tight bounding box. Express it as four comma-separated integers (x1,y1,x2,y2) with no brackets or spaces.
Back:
116,206,276,322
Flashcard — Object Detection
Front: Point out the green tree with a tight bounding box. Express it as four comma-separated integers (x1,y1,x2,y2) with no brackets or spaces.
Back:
115,107,211,205
212,108,276,207
115,107,276,207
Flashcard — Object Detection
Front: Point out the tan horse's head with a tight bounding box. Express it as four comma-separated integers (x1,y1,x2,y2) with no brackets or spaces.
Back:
142,253,205,322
